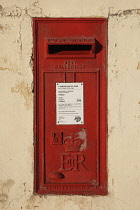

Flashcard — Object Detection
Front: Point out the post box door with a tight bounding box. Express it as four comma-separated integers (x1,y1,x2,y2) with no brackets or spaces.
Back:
44,71,99,184
34,18,107,195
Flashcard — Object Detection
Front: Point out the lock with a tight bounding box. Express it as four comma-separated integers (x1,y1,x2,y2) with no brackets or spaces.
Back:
34,18,107,195
52,132,63,145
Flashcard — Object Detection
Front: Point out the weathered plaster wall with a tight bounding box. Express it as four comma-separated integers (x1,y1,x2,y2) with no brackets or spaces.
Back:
0,0,140,209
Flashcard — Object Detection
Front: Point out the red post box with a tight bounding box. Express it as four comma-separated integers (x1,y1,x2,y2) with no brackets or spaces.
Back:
34,18,107,195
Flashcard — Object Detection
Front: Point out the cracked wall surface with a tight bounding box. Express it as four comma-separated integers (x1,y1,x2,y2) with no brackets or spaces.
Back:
0,0,140,210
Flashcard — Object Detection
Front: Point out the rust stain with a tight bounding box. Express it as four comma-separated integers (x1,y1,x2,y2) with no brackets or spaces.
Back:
0,179,14,207
11,81,33,110
0,179,15,188
0,24,3,31
136,9,140,15
28,146,34,174
0,194,8,203
108,126,115,138
0,67,10,71
0,65,22,75
0,58,21,74
28,146,34,158
26,195,37,209
0,24,10,32
137,61,140,70
73,197,92,210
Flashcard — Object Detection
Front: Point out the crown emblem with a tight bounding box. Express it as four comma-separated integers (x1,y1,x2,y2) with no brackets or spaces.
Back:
64,136,84,152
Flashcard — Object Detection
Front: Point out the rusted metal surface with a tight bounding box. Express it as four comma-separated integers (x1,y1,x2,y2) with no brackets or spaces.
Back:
34,18,107,195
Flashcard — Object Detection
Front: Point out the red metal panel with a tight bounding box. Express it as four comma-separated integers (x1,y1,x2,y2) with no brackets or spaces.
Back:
33,18,107,195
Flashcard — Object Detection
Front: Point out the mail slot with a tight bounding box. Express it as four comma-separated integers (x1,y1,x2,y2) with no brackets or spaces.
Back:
46,38,95,57
34,18,107,195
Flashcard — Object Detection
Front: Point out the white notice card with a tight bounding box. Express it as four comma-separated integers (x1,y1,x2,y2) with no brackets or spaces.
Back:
56,83,84,125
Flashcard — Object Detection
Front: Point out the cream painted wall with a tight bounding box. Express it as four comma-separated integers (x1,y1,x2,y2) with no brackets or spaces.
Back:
0,1,140,209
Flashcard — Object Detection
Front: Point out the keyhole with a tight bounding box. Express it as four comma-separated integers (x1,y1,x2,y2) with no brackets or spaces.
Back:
54,133,58,142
